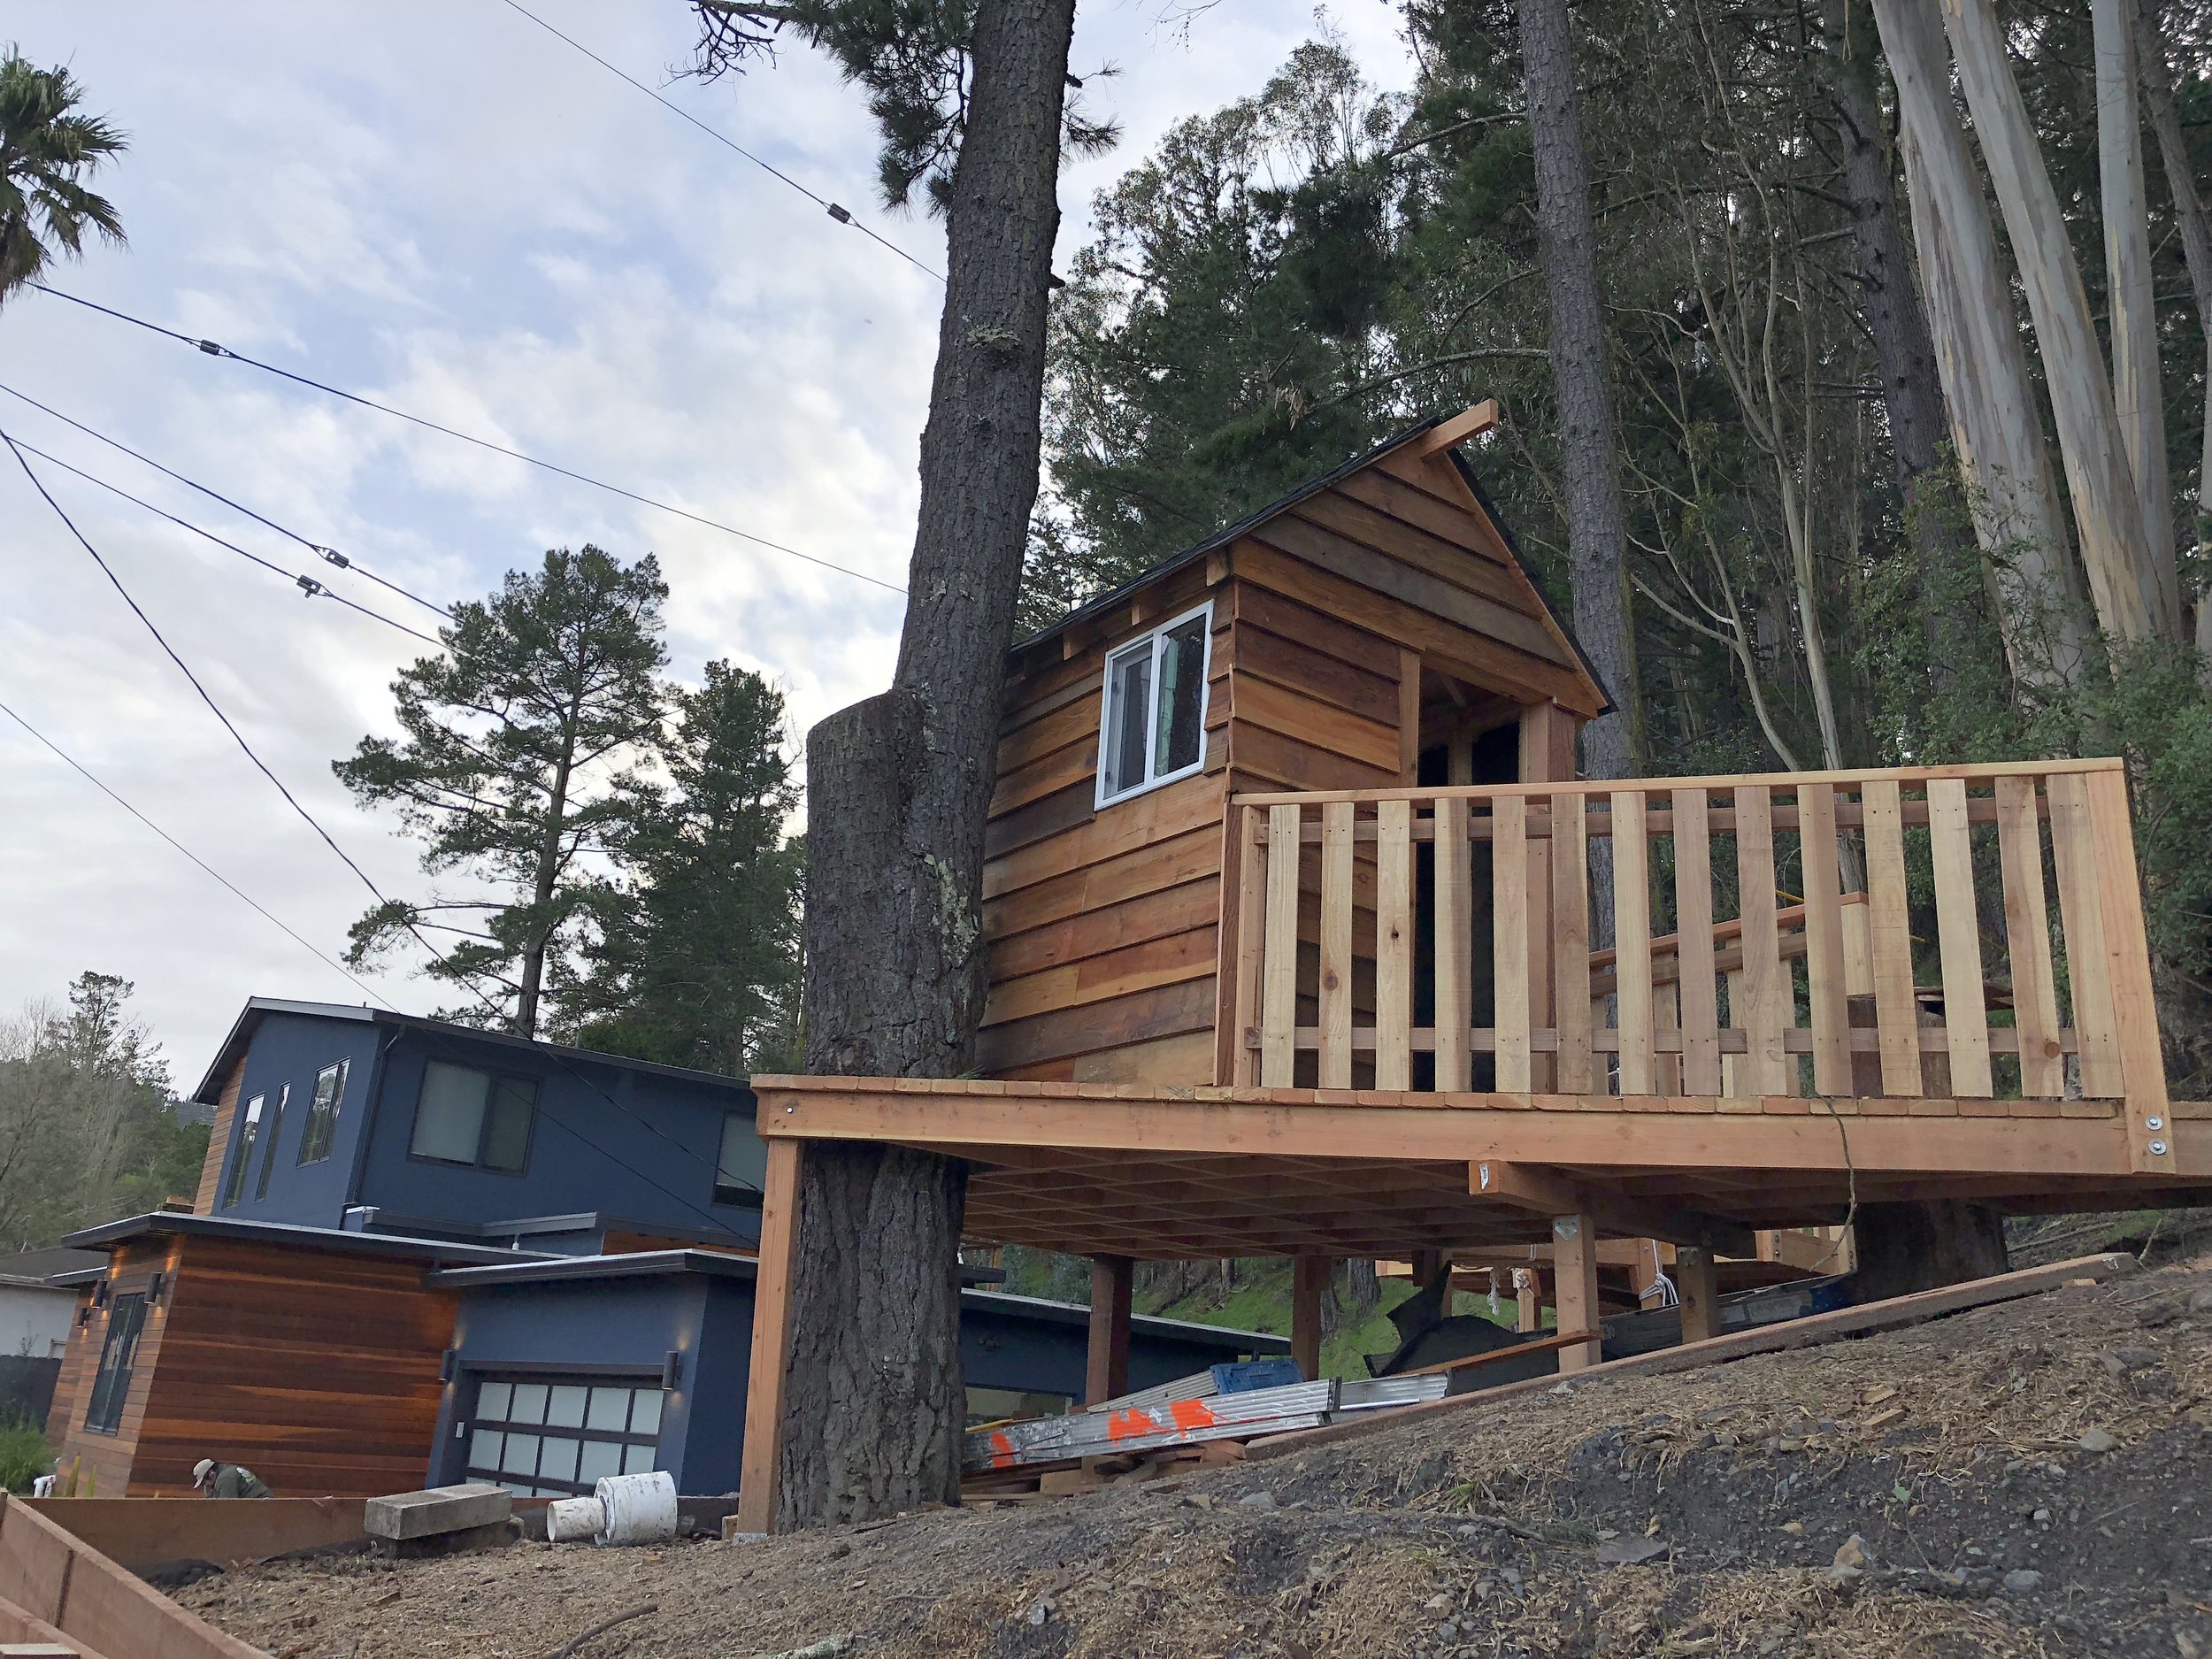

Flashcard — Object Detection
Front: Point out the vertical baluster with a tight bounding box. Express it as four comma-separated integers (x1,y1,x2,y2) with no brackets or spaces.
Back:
1734,786,1789,1095
1613,791,1655,1094
1375,799,1413,1091
1861,779,1924,1095
1317,801,1356,1089
1655,976,1681,1093
2085,767,2177,1173
1994,775,2064,1097
1797,783,1853,1096
1674,789,1722,1094
1493,795,1532,1091
1926,778,1994,1096
1552,794,1594,1094
2047,771,2123,1097
1260,803,1302,1087
1230,804,1268,1086
1434,796,1474,1092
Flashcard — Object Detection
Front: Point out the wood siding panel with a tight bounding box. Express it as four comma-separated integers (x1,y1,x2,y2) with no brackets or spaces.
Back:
192,1058,245,1215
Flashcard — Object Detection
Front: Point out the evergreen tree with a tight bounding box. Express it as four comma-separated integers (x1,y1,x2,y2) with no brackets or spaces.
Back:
565,662,803,1077
334,547,668,1037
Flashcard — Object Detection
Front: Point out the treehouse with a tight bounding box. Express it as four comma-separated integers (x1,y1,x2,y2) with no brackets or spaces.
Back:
737,403,2208,1528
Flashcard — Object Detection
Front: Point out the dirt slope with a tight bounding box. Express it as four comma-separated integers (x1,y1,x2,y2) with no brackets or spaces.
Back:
187,1248,2212,1659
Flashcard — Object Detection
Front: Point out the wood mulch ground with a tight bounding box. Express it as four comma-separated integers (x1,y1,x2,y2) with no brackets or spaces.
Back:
184,1244,2212,1659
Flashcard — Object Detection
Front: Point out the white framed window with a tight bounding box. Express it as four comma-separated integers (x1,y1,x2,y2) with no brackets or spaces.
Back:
1096,601,1213,807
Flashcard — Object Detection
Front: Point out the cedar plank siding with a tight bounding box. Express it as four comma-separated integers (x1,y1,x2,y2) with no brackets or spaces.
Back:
981,434,1601,1087
190,1056,246,1214
53,1237,455,1496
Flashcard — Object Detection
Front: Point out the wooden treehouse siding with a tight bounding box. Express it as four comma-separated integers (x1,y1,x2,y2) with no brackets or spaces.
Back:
58,1238,455,1497
191,1057,246,1215
52,1238,183,1497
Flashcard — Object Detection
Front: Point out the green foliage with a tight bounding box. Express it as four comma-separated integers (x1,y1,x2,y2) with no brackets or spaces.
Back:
0,972,206,1243
0,47,127,303
334,546,669,1035
562,662,804,1076
0,1419,49,1494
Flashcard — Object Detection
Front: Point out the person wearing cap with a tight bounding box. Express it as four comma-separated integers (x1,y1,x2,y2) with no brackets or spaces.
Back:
191,1458,272,1499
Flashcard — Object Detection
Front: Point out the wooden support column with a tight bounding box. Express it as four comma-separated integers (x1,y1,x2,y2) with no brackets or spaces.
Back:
1514,1267,1541,1333
1292,1255,1331,1381
736,1137,803,1536
1552,1213,1602,1373
1677,1246,1720,1345
1086,1255,1134,1406
1409,1248,1448,1289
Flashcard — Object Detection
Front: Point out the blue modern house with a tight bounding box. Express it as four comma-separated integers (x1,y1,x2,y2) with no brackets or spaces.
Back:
50,997,1284,1497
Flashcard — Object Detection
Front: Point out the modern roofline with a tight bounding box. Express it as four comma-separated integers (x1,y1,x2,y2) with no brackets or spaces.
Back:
61,1210,562,1268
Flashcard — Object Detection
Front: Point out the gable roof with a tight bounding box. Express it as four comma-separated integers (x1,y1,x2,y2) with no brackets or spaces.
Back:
1009,411,1613,715
191,996,757,1106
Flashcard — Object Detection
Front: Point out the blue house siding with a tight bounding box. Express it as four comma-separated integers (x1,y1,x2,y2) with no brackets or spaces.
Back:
206,1013,385,1226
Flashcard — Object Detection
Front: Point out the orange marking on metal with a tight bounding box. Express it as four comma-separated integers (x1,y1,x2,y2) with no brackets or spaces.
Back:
1107,1409,1164,1440
1168,1398,1219,1431
990,1430,1015,1470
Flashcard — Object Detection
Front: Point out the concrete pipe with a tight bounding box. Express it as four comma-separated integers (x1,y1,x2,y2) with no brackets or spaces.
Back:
593,1470,678,1546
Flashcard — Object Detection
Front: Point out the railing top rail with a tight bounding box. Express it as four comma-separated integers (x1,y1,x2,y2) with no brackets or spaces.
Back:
1230,756,2123,809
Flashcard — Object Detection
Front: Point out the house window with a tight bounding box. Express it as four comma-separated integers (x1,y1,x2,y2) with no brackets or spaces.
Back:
255,1082,290,1201
1097,603,1211,805
84,1292,148,1435
410,1061,536,1173
296,1060,349,1165
220,1095,264,1209
463,1374,664,1498
713,1112,767,1206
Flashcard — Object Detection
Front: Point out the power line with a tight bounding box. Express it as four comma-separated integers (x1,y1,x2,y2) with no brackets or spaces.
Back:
0,696,395,1009
0,380,453,620
496,0,946,285
0,430,442,646
25,284,910,597
4,435,756,1221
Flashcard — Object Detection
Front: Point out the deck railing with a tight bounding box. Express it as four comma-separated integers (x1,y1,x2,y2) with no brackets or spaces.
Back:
1225,760,2172,1173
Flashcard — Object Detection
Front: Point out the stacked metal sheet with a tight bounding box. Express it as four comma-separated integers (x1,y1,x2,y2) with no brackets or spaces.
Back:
966,1379,1339,1471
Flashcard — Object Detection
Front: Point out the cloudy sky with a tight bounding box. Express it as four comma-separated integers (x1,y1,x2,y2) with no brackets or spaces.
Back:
0,0,1413,1079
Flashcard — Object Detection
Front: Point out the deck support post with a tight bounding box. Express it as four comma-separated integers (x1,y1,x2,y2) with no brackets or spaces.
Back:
1676,1246,1719,1344
736,1137,804,1535
1552,1213,1602,1372
1409,1248,1448,1290
1291,1255,1330,1380
1514,1268,1541,1333
1086,1256,1133,1405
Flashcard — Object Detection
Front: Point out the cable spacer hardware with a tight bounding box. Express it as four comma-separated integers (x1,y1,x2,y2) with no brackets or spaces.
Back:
314,546,351,569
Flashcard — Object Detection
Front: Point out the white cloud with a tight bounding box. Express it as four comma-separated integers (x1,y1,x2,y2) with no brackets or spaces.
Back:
0,0,1413,1071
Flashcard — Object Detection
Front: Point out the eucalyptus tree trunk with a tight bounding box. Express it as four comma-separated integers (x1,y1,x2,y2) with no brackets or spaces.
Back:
1941,0,2172,643
1871,0,2087,686
779,0,1075,1530
2093,0,2178,627
2133,0,2212,652
1517,0,1633,784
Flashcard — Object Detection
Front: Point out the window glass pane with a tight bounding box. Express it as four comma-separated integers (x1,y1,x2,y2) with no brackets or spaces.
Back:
1154,615,1207,775
469,1429,503,1469
511,1383,549,1425
715,1113,767,1202
255,1085,289,1200
585,1387,630,1432
299,1058,349,1164
412,1062,488,1163
482,1079,535,1171
538,1435,581,1484
477,1381,512,1422
500,1433,540,1477
622,1442,657,1475
1102,643,1151,798
545,1385,588,1428
577,1440,623,1485
501,1482,531,1499
629,1389,664,1437
223,1097,264,1208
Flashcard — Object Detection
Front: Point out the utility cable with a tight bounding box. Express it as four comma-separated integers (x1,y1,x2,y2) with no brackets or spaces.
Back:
5,435,757,1220
0,431,441,646
496,0,945,285
0,379,452,619
0,696,396,1009
24,284,909,596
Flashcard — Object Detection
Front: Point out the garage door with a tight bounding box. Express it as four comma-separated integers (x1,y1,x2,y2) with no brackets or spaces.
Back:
464,1374,665,1497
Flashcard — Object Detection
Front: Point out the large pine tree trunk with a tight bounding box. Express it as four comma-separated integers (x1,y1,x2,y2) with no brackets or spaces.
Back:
1942,0,2173,643
778,0,1075,1530
1872,0,2088,687
1517,0,1633,782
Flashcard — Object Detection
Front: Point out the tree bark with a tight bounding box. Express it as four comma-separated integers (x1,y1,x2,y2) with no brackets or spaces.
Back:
1942,0,2173,644
779,0,1075,1530
2094,0,2179,629
1851,1200,2009,1302
1872,0,2089,685
1517,0,1634,783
